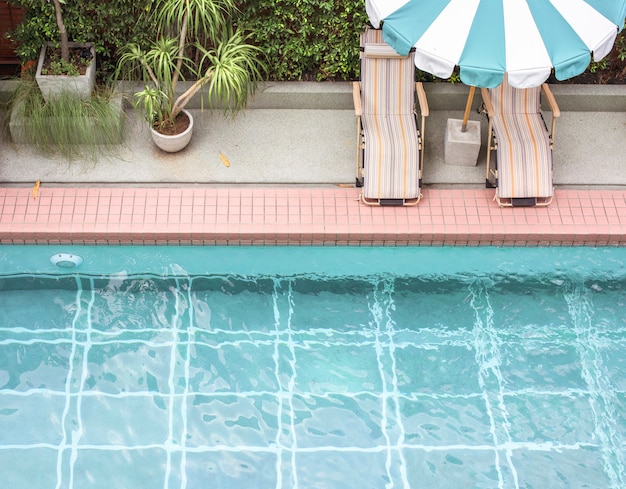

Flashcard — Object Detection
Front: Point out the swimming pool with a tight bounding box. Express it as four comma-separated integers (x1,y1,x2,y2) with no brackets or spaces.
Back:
1,246,625,489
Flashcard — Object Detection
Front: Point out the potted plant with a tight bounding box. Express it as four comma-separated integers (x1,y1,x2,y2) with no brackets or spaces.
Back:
34,0,96,102
115,0,265,152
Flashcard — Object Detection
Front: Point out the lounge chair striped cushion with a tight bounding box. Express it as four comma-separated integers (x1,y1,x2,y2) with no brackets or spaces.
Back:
489,77,553,199
360,28,420,201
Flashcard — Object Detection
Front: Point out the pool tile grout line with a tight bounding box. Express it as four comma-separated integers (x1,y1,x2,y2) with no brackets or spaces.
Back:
1,187,625,246
1,266,625,486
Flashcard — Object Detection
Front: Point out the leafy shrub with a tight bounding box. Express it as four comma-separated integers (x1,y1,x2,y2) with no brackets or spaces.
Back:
236,0,368,81
7,0,626,83
8,0,153,81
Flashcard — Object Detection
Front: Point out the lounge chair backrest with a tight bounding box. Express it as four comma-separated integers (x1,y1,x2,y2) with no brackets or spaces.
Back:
488,74,541,115
361,28,415,116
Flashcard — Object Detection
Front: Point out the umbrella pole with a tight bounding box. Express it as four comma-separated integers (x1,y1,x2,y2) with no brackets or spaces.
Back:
461,86,475,133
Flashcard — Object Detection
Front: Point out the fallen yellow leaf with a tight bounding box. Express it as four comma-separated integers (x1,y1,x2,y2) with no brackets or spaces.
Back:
32,180,41,199
218,152,231,168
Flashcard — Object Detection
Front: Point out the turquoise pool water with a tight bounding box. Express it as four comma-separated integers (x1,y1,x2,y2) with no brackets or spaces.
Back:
0,246,625,489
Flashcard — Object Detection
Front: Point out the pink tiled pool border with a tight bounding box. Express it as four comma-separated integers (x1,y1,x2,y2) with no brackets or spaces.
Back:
1,186,625,246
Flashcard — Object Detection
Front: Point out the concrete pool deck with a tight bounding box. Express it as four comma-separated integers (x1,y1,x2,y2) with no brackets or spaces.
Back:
0,82,625,245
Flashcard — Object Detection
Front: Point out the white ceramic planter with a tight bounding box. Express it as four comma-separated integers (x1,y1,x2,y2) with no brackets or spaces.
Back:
150,110,194,153
35,42,96,103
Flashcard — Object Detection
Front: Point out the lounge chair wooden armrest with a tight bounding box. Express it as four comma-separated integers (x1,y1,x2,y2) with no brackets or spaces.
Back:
415,82,429,117
480,87,494,116
541,83,559,144
541,83,560,118
352,81,362,116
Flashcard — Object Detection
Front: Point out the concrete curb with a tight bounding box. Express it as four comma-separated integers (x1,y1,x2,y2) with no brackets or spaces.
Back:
4,80,623,111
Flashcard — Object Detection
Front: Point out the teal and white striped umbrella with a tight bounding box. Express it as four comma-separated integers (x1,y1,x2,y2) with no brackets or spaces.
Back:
366,0,626,88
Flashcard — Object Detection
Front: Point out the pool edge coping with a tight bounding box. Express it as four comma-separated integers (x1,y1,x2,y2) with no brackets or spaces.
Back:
1,186,625,246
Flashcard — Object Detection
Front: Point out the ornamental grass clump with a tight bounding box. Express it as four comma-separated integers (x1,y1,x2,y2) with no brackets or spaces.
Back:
9,80,124,160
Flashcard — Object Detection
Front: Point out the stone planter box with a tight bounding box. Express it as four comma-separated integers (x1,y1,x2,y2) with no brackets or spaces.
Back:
1,80,625,112
35,42,96,103
420,82,626,112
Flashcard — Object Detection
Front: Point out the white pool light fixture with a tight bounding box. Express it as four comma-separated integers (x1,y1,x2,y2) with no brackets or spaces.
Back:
50,253,84,268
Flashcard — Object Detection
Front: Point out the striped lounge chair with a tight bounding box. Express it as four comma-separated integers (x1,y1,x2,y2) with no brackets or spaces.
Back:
352,27,429,206
481,74,560,207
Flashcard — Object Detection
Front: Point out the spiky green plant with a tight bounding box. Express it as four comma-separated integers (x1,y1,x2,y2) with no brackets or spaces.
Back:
115,0,265,132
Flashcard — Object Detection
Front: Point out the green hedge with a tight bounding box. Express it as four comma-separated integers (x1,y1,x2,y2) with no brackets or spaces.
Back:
235,0,368,81
9,0,370,82
7,0,626,83
8,0,153,80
